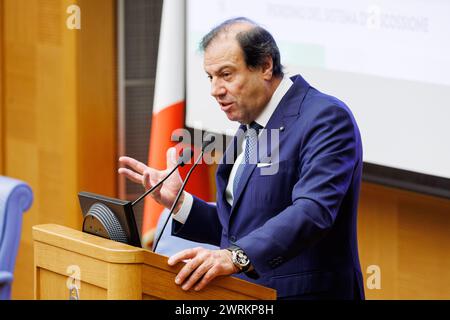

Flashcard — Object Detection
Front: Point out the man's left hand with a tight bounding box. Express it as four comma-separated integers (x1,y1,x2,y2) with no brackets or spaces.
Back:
167,247,239,291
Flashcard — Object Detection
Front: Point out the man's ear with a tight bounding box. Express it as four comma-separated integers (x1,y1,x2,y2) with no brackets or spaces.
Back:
261,56,274,80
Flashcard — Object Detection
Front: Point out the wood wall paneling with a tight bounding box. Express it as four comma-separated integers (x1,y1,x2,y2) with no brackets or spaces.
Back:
77,0,117,198
2,0,117,299
359,182,450,299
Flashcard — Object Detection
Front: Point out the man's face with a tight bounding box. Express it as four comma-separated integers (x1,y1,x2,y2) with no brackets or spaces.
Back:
204,34,271,124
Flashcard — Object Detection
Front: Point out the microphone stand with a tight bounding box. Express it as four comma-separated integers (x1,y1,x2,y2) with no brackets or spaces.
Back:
131,165,179,207
131,148,193,207
152,149,205,252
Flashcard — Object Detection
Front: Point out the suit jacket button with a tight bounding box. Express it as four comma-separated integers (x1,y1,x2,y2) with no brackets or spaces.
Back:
229,236,236,243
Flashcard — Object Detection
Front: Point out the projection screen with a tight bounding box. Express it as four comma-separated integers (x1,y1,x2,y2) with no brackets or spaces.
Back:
185,0,450,198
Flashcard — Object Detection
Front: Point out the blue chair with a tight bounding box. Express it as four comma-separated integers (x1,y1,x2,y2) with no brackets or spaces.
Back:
0,176,33,300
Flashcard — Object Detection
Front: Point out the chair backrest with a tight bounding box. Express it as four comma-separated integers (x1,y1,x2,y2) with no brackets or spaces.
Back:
0,176,33,300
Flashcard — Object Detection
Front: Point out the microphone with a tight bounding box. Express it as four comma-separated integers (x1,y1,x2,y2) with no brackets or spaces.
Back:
131,148,193,207
153,134,216,252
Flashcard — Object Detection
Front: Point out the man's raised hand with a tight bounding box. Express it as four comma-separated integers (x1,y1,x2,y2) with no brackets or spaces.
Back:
118,147,185,211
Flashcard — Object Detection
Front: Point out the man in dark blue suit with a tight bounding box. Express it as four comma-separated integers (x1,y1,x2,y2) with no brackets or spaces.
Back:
119,17,364,299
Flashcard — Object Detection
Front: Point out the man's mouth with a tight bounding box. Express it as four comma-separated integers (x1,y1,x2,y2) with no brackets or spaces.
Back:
219,102,234,111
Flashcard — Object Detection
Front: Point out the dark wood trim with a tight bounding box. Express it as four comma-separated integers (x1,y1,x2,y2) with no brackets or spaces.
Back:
363,162,450,200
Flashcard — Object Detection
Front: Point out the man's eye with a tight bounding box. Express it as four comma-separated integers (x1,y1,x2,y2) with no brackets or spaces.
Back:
223,73,231,79
207,75,212,81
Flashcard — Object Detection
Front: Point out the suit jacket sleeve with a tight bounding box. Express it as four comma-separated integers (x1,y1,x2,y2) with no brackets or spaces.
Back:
236,103,361,275
172,196,222,247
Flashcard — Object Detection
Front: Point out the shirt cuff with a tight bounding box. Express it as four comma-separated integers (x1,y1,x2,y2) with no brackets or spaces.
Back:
172,192,193,224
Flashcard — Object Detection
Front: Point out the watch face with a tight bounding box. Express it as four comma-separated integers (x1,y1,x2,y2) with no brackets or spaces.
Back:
235,250,250,267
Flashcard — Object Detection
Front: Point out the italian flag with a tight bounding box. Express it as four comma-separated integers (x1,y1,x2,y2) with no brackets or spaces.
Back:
142,0,212,249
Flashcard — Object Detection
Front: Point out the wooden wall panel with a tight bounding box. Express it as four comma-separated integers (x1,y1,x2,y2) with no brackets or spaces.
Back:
359,182,450,299
358,182,400,299
2,0,117,299
3,0,38,296
77,0,117,197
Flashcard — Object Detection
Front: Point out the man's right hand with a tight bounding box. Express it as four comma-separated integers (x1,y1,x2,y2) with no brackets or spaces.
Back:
118,147,185,212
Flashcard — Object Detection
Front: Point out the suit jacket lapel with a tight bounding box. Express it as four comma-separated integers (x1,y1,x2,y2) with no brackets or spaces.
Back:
229,75,311,215
216,125,246,207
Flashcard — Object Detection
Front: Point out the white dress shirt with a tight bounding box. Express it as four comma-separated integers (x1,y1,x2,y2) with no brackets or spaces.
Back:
173,76,293,224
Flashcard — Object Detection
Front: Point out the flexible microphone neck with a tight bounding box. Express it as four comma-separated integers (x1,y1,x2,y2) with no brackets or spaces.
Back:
153,134,215,252
153,149,204,252
131,148,193,207
131,165,179,207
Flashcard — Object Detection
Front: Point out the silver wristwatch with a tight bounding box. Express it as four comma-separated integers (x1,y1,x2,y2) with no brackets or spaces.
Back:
227,246,251,273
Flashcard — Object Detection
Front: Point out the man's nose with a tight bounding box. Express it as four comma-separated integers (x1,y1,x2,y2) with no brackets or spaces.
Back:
210,79,226,98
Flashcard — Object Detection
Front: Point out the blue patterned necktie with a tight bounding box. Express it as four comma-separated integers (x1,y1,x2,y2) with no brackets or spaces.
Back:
232,121,263,200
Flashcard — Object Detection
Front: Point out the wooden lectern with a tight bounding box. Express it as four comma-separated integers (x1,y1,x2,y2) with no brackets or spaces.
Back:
33,224,276,300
